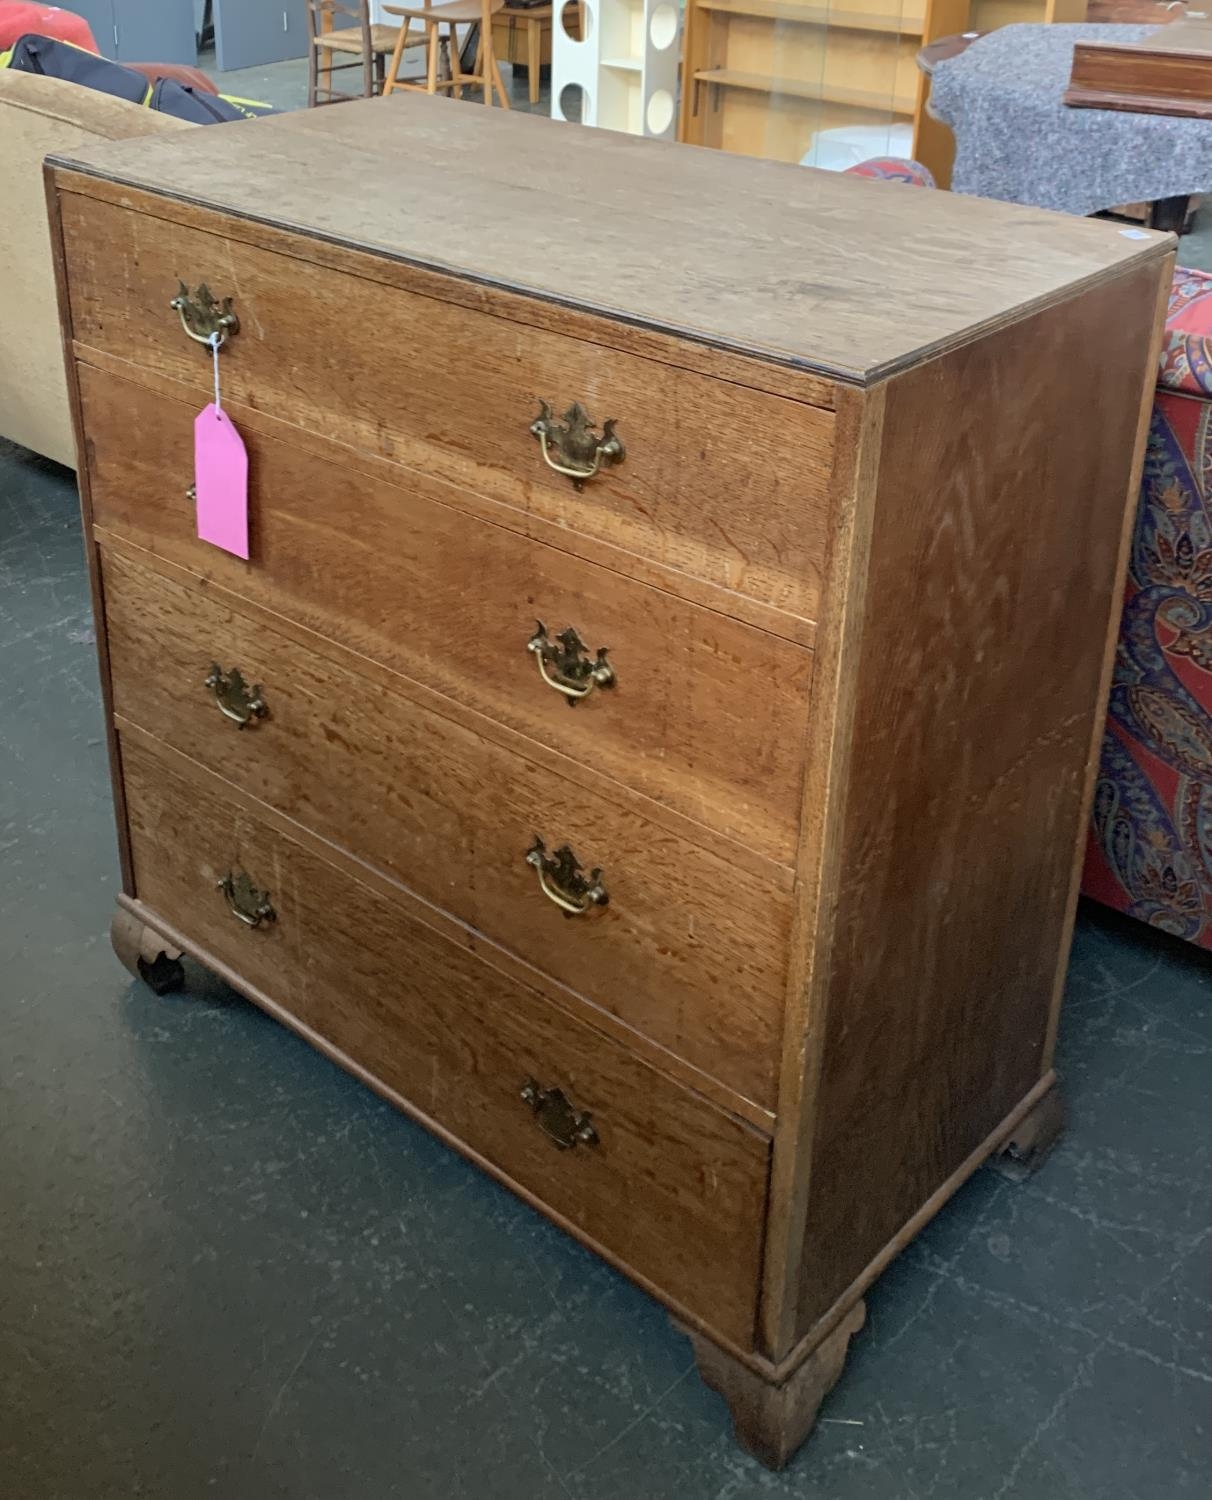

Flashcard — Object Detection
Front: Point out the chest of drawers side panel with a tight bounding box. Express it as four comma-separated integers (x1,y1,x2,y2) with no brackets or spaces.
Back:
780,252,1174,1347
43,167,135,894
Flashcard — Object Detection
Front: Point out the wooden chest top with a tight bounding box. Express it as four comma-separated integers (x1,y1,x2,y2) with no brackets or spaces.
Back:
48,93,1170,384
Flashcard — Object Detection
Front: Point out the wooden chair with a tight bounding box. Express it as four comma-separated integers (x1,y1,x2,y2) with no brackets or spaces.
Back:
307,0,420,106
383,0,511,108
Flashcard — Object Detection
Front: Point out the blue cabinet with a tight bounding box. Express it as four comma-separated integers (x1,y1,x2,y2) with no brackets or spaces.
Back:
214,1,309,70
61,0,119,54
70,0,198,63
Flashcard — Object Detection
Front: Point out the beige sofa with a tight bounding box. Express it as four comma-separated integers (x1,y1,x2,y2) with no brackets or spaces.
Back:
0,70,193,468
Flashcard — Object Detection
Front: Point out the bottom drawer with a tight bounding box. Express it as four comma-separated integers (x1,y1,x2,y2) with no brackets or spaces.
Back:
120,733,770,1348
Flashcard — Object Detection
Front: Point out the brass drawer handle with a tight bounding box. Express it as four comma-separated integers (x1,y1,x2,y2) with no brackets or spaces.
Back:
171,281,239,348
206,664,268,728
521,1079,599,1150
529,401,624,490
527,621,614,705
526,836,608,917
218,870,276,928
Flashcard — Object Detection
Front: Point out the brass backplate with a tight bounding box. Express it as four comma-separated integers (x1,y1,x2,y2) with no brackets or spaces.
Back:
172,281,239,344
218,869,276,928
527,621,613,706
206,664,268,728
521,1079,599,1150
525,836,608,916
530,401,624,490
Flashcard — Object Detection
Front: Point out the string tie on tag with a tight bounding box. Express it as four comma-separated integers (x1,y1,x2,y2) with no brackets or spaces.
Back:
209,330,222,415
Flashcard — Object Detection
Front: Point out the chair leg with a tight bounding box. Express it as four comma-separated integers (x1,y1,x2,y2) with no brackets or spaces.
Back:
307,40,319,107
527,17,539,107
319,34,334,98
449,24,463,100
471,28,483,97
374,48,386,95
426,18,439,93
383,19,410,95
490,47,510,108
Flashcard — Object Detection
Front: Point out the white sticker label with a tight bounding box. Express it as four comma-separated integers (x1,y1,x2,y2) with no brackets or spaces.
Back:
1119,229,1151,240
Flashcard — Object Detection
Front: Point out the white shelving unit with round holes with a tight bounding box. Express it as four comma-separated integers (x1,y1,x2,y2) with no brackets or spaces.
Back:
551,0,680,141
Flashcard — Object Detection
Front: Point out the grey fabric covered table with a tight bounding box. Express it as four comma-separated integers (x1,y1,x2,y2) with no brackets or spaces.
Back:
927,23,1212,213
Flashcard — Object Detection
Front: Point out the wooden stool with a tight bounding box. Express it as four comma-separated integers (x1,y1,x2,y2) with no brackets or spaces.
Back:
383,0,510,107
494,2,551,108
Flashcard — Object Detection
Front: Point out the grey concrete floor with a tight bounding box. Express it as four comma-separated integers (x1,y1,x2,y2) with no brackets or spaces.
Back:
2,433,1211,1498
202,46,554,116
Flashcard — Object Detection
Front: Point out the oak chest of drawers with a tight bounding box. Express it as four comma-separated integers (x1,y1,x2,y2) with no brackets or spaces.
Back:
47,96,1173,1468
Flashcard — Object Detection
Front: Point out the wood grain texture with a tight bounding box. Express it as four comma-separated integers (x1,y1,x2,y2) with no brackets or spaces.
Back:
47,93,1173,384
103,547,792,1110
1086,0,1174,18
53,168,839,416
120,732,770,1348
1066,20,1212,117
78,365,815,866
1064,84,1212,118
73,342,818,649
59,191,834,620
116,715,778,1130
97,527,786,893
790,257,1172,1339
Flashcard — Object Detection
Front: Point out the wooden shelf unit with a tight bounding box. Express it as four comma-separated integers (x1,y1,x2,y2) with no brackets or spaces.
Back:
680,0,1087,179
696,0,927,35
693,67,917,113
680,0,926,164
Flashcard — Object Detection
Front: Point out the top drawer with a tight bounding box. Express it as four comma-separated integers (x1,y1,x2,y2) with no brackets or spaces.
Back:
58,192,834,623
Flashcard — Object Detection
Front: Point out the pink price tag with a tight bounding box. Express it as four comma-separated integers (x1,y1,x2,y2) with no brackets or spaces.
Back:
194,403,249,559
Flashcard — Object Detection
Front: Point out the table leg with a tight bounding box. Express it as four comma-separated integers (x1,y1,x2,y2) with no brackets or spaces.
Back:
527,17,540,106
1148,195,1192,234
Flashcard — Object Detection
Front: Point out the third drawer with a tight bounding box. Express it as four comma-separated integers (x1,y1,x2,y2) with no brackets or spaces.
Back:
103,547,793,1112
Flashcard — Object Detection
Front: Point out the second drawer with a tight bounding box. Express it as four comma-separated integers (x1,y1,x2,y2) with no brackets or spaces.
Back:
80,364,814,866
103,548,792,1111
